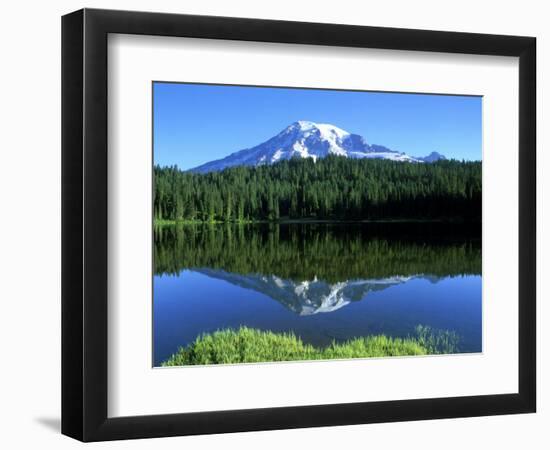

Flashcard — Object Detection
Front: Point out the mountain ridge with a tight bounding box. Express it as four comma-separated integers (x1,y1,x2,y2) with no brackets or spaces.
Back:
190,121,446,173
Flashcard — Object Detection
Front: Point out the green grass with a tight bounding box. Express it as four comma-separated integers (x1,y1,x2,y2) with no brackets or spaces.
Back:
414,325,460,354
161,327,431,366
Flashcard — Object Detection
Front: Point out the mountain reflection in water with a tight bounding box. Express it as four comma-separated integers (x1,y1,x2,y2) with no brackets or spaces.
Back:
194,268,421,316
153,222,481,366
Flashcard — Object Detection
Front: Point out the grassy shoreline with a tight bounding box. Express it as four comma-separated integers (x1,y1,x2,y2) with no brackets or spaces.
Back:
161,326,459,366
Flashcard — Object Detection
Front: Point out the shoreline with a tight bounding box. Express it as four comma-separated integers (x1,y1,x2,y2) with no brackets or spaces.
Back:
160,326,459,367
154,217,481,226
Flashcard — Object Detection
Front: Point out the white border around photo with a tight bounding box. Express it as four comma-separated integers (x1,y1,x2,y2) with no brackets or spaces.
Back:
107,34,519,418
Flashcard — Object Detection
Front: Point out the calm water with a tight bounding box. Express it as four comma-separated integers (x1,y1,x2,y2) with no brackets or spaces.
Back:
153,223,482,366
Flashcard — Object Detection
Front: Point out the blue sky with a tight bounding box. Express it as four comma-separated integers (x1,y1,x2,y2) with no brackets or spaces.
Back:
153,82,482,169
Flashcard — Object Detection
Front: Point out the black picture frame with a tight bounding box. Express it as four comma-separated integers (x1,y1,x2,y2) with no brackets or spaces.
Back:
62,8,536,442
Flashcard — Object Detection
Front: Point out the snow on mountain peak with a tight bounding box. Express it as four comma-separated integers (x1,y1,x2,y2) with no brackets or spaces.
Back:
190,121,446,173
289,120,350,139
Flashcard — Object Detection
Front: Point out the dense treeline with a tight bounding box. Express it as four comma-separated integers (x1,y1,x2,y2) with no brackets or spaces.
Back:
154,223,481,281
153,157,481,222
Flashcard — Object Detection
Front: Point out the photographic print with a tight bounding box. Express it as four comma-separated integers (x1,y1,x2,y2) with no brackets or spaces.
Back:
153,82,482,367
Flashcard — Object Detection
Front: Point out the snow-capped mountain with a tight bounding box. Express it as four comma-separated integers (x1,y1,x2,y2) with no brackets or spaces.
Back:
190,120,446,173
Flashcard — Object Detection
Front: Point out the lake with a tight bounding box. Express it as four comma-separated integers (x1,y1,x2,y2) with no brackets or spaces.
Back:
153,222,482,366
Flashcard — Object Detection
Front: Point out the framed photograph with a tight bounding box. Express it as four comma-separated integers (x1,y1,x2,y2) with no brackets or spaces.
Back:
61,8,536,441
